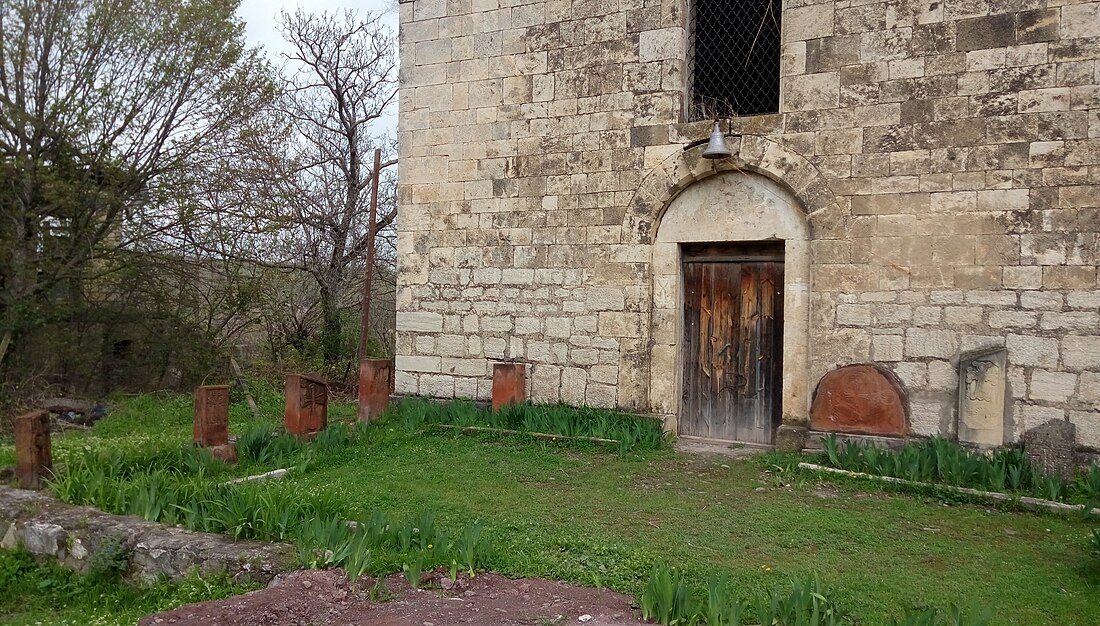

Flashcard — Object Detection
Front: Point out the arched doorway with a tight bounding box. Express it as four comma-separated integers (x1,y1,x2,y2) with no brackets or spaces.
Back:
650,171,810,445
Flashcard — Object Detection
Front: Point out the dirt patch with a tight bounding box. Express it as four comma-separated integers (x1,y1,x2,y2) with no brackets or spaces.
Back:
141,568,648,626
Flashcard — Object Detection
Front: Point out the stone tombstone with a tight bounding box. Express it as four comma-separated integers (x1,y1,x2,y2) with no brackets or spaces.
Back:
193,385,230,447
957,348,1007,447
1023,419,1077,482
285,374,328,439
358,358,394,422
492,363,526,411
15,410,52,489
809,364,908,437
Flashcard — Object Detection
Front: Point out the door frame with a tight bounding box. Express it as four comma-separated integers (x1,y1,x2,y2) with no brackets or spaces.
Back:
680,242,785,444
645,172,811,443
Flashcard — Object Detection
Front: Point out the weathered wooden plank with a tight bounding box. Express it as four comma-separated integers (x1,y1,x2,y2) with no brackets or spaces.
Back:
681,250,784,444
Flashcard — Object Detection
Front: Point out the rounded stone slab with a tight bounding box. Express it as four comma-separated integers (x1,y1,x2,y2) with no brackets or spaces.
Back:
810,365,909,437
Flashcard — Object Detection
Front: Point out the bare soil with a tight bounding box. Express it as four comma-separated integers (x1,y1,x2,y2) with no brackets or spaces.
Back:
140,568,649,626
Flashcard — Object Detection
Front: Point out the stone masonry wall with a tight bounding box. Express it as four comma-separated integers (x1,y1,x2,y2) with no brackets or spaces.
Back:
395,0,1100,446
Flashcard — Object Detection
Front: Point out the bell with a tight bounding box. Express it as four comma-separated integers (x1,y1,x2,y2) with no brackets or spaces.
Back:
701,120,732,160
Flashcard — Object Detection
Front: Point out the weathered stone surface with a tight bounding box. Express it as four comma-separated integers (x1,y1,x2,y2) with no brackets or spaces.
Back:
492,363,526,411
393,0,1100,450
284,374,328,439
1023,419,1077,481
358,358,395,422
0,486,293,584
810,365,909,437
14,410,51,490
193,385,230,448
957,348,1007,447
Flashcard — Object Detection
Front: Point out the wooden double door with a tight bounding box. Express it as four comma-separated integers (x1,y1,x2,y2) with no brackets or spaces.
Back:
681,243,784,444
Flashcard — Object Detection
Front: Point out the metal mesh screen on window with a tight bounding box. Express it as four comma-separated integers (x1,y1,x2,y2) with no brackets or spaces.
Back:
688,0,782,120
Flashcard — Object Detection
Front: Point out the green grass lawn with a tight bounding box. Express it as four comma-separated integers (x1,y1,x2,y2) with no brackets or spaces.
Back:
2,392,1099,624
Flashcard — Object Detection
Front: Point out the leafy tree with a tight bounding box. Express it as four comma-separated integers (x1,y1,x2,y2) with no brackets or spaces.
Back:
0,0,275,375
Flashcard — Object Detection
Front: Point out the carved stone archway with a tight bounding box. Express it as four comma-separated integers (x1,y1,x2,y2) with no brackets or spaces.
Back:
622,135,838,450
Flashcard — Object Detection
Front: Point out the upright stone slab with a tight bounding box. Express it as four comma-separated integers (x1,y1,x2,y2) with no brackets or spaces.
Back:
1023,419,1077,481
492,363,526,411
810,364,908,436
285,374,328,439
194,385,230,447
957,348,1007,447
358,358,394,422
14,410,51,489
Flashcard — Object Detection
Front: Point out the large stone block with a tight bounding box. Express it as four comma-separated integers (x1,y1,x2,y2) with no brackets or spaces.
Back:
492,362,526,411
193,385,230,448
358,359,394,422
1023,419,1076,481
904,328,958,359
810,365,909,437
284,374,328,439
957,348,1007,447
1006,334,1059,368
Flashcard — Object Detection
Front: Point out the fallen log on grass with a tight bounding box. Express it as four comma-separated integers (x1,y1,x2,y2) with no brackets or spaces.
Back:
798,462,1100,517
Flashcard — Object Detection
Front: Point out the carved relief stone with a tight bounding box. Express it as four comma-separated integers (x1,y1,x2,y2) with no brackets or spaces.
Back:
194,385,231,447
492,363,526,411
285,374,328,439
957,348,1007,447
1023,419,1077,482
358,358,394,422
810,364,908,437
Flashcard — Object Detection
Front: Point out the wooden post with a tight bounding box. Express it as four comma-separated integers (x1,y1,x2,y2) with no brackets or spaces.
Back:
15,410,51,489
492,363,527,411
357,148,382,361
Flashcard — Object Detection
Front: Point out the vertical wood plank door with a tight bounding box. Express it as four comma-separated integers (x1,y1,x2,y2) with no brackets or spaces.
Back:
681,244,784,444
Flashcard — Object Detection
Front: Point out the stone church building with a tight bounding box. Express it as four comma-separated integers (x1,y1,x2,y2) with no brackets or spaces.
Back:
393,0,1100,451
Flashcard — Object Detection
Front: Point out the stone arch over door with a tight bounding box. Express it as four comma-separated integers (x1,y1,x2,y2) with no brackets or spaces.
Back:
623,136,834,447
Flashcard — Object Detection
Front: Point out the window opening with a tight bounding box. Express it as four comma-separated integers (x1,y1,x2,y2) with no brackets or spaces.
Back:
687,0,782,120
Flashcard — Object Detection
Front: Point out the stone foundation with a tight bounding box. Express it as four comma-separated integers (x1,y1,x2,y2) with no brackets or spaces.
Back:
0,486,293,585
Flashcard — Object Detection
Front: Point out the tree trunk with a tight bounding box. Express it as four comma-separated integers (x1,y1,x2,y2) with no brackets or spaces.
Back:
0,329,11,370
319,284,342,365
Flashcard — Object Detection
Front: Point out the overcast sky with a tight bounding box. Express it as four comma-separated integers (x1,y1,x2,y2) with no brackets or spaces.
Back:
237,0,401,135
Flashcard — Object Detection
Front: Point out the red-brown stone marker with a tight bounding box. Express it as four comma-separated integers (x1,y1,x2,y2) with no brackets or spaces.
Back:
358,358,394,422
15,410,52,489
810,364,909,437
492,363,526,411
285,374,328,439
194,385,231,447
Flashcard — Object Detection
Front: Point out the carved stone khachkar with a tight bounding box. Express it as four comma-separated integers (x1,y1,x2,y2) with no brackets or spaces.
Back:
194,385,230,447
194,385,236,463
15,410,52,489
810,364,908,437
1023,419,1077,482
957,348,1007,447
285,374,328,439
492,363,526,411
358,358,394,422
